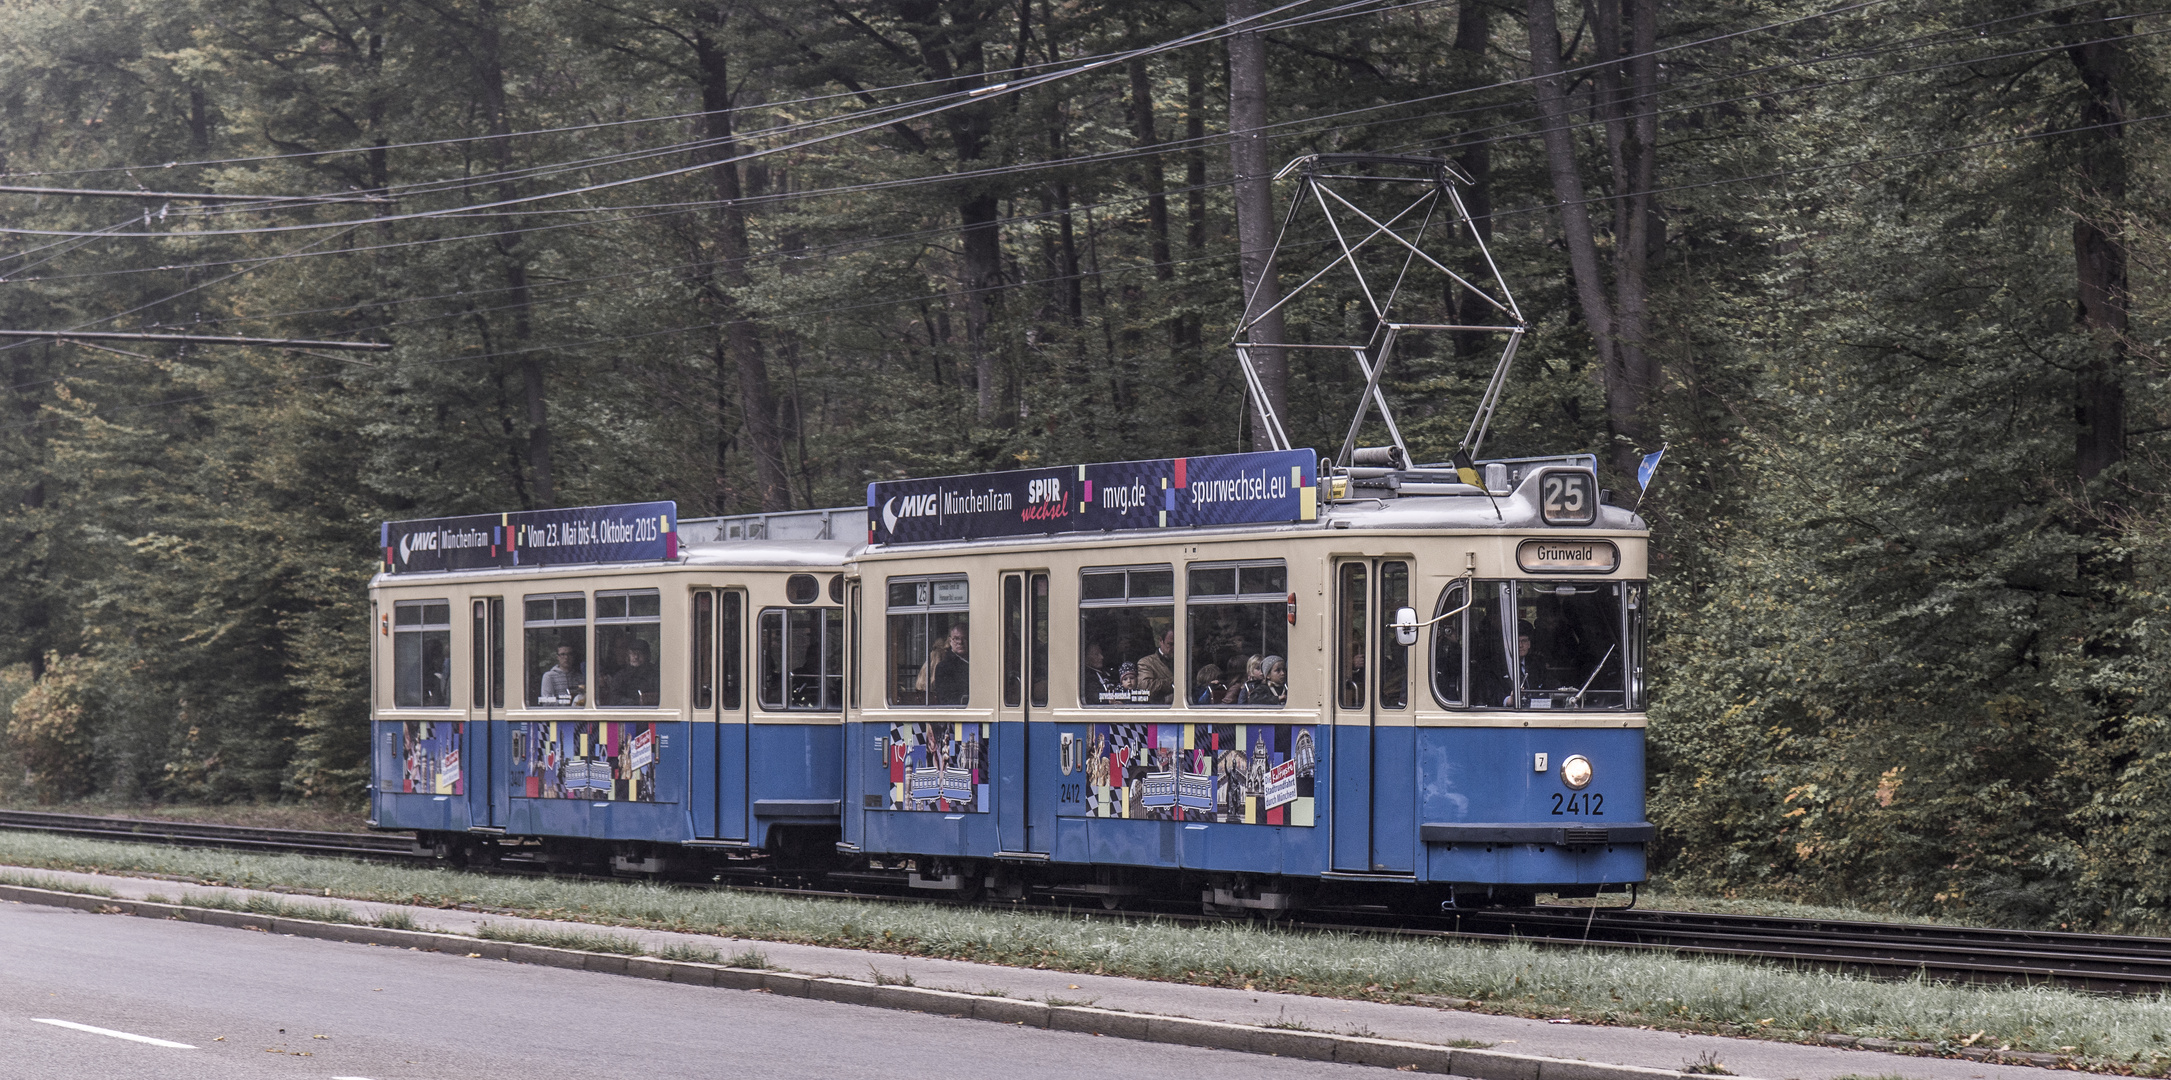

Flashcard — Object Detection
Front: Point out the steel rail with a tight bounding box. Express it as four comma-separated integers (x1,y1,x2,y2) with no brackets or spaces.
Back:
5,808,2170,993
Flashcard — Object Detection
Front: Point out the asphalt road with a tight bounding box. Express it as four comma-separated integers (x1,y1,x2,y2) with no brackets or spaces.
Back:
0,900,1381,1079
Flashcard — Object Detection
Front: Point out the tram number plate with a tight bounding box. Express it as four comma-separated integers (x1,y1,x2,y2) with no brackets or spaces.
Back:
1539,470,1596,525
1551,792,1604,816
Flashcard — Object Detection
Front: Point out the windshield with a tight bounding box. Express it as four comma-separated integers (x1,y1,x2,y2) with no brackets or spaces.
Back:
1434,580,1643,711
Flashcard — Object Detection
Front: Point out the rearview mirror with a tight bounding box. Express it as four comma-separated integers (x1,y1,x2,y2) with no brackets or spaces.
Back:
1392,606,1419,648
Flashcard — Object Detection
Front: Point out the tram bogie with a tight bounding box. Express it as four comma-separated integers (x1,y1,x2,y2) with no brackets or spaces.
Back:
368,449,1653,911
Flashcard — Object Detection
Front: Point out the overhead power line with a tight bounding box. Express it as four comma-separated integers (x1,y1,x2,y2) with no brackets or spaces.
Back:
0,329,391,351
0,185,390,205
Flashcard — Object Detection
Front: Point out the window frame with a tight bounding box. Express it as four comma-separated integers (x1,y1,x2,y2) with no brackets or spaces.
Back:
1077,564,1176,708
757,605,844,712
885,574,972,708
593,588,663,709
392,599,453,709
1183,559,1289,710
523,592,589,709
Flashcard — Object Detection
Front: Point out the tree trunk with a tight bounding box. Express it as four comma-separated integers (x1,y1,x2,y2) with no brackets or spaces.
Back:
694,14,792,512
2066,11,2128,481
1526,0,1641,475
1451,0,1494,361
1226,0,1286,450
471,0,552,505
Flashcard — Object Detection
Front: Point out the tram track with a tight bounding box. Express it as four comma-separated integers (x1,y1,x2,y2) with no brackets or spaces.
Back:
5,808,2170,995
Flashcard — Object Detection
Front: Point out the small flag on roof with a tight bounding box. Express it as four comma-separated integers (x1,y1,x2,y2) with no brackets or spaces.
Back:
1636,445,1667,493
1451,449,1483,488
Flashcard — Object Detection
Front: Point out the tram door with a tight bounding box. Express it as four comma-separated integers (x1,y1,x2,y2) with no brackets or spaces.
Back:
995,572,1052,854
467,597,508,829
693,591,750,840
1329,559,1416,874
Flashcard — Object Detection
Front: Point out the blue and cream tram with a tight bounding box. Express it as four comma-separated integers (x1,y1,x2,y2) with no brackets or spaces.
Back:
840,448,1651,911
369,449,1652,909
369,504,857,869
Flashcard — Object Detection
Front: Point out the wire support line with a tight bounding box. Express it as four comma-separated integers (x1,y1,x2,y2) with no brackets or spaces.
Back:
0,184,391,205
0,329,392,351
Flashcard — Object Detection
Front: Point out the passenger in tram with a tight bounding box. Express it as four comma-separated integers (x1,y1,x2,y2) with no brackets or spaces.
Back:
1136,626,1176,704
1080,641,1119,705
1513,629,1550,702
1341,646,1366,706
1192,664,1229,706
539,642,585,707
916,622,971,706
1239,655,1288,705
1117,661,1140,701
602,638,659,707
420,638,451,708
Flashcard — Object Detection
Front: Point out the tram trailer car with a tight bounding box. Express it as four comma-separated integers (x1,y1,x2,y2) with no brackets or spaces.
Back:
369,450,1651,911
845,449,1650,913
370,503,857,871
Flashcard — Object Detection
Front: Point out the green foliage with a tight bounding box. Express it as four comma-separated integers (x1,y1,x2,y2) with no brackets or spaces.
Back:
1,0,2169,928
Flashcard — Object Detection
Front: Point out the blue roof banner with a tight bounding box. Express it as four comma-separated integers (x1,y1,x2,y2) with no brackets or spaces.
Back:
382,501,678,574
867,449,1315,545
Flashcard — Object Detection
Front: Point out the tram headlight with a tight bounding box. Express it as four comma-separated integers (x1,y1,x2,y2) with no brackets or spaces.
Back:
1559,754,1594,790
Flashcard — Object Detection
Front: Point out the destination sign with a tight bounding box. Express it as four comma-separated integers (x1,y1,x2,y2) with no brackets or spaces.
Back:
382,501,678,574
868,449,1317,545
1516,538,1619,574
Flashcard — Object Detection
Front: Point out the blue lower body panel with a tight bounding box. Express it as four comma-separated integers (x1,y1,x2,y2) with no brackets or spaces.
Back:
835,717,1647,888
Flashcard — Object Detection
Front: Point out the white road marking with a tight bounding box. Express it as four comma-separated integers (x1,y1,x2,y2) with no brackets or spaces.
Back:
31,1018,196,1048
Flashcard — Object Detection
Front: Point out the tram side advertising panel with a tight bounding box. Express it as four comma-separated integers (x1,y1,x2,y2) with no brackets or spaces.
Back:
867,450,1317,545
381,501,678,574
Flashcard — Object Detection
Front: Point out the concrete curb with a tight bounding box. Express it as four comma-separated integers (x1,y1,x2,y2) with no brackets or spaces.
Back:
1,881,1722,1080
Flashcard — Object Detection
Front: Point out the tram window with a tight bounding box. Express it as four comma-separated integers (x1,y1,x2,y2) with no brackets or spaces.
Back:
1079,566,1175,707
1003,576,1023,708
1515,581,1628,710
719,591,743,710
692,592,715,711
1431,581,1468,707
887,577,970,707
392,600,452,708
1030,573,1050,708
1337,564,1367,709
470,597,504,710
1626,582,1647,710
1379,561,1410,709
524,594,587,707
595,590,662,708
847,582,862,711
1472,583,1512,707
1185,561,1288,708
758,606,842,711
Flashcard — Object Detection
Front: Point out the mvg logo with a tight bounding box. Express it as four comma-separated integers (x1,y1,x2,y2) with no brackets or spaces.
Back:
881,492,939,534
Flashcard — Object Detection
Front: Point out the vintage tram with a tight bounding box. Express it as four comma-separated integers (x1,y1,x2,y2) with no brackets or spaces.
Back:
369,448,1652,910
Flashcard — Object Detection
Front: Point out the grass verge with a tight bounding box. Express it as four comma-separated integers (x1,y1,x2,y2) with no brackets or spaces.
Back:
1,829,2166,1070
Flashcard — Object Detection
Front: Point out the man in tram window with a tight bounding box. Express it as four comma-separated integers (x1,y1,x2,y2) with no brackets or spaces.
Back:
917,620,970,706
1137,624,1176,704
603,638,659,707
1081,641,1120,705
540,641,584,707
1512,629,1549,702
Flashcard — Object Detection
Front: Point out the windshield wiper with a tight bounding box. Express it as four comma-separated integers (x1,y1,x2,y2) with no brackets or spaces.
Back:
1568,644,1618,707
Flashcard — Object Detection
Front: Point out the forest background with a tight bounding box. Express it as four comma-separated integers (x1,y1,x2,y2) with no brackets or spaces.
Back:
0,0,2166,930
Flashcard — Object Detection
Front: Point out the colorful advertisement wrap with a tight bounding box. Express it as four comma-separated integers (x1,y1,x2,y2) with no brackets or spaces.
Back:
380,721,465,795
867,450,1316,545
509,721,660,802
382,501,677,574
882,722,989,813
1055,723,1318,826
